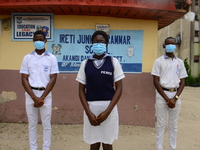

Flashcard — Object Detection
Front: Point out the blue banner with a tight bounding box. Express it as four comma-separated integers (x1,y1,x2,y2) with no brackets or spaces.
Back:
48,29,143,74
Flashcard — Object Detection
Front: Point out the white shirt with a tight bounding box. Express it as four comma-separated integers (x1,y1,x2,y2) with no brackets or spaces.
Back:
151,54,188,89
20,50,59,88
76,54,125,85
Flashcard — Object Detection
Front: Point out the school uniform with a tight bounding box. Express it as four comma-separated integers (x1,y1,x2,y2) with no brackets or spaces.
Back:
20,50,59,150
151,54,188,150
76,53,125,144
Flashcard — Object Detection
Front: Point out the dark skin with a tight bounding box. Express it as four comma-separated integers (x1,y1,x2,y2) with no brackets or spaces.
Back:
78,34,122,150
21,34,57,108
153,38,185,108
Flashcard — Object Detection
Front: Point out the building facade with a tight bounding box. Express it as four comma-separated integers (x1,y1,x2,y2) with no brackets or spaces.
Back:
158,0,200,80
0,0,189,127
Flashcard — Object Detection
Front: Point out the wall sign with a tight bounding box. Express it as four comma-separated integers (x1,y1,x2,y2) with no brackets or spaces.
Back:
96,24,110,34
12,13,53,41
48,29,143,74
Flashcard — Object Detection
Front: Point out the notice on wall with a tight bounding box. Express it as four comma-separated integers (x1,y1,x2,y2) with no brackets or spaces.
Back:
48,29,143,74
96,24,110,34
12,13,53,41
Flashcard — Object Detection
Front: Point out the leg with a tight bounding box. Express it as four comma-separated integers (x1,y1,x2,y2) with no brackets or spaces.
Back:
155,92,168,150
168,100,181,150
102,143,113,150
25,93,39,150
40,94,52,150
90,142,101,150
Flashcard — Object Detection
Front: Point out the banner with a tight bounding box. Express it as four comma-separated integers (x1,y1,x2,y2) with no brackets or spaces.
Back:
12,13,53,41
48,29,143,74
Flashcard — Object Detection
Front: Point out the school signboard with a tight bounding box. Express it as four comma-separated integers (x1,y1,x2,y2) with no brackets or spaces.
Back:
48,29,143,74
12,13,53,41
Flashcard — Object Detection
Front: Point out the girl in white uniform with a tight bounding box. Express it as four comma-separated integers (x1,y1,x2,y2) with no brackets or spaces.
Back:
76,30,125,150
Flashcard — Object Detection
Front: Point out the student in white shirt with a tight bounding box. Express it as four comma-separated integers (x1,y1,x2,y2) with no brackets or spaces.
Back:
151,37,188,150
20,30,59,150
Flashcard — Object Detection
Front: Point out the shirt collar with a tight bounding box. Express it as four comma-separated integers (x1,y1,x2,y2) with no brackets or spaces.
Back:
88,53,109,60
30,50,50,56
164,54,177,59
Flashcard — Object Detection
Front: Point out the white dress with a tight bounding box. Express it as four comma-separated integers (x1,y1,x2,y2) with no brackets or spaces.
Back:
84,101,118,144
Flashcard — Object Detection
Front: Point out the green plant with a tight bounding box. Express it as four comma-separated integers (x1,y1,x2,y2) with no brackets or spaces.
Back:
184,58,198,86
196,78,200,85
184,58,190,74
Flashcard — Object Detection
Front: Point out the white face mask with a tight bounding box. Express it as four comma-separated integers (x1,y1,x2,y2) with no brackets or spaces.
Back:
165,44,176,53
34,41,45,50
92,43,106,56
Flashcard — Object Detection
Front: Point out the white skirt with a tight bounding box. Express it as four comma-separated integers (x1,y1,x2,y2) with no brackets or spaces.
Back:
83,101,119,145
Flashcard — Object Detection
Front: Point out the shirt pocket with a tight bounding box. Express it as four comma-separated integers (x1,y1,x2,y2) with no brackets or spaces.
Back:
42,64,51,73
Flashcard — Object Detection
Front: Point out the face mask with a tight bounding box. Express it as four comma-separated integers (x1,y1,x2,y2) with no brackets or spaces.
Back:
92,43,106,56
34,41,45,50
165,44,176,53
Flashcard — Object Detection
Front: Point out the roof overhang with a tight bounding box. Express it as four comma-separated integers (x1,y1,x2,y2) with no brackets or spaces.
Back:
0,0,188,29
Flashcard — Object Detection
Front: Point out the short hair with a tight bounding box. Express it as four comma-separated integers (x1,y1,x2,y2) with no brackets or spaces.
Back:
33,30,46,40
164,37,176,45
162,37,176,48
91,30,109,44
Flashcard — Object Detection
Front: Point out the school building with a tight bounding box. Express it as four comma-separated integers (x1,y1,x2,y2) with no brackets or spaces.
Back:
158,0,200,82
0,0,189,127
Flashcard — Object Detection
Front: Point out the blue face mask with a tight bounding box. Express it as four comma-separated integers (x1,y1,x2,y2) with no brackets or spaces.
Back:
34,41,45,50
165,44,176,53
92,43,106,56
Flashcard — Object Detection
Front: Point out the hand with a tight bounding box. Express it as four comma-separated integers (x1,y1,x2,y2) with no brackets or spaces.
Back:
170,97,177,108
96,111,109,124
33,97,44,107
39,97,45,107
167,98,176,108
166,99,170,105
33,97,40,107
38,98,44,107
87,112,100,126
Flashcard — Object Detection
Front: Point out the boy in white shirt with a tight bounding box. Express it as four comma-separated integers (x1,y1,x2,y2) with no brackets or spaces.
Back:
151,37,188,150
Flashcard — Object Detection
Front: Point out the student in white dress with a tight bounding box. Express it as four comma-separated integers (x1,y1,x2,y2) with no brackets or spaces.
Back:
76,30,125,150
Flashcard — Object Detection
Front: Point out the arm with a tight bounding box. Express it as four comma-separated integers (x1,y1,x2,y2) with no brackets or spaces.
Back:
40,73,57,100
153,75,175,108
40,54,59,100
153,75,169,102
170,59,188,105
176,78,185,96
170,78,185,105
21,73,42,107
96,79,123,124
78,83,100,126
76,60,99,125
